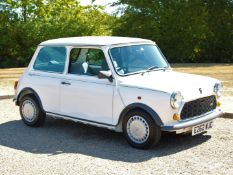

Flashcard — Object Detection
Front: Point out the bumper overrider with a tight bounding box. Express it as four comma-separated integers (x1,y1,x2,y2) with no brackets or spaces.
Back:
161,109,223,131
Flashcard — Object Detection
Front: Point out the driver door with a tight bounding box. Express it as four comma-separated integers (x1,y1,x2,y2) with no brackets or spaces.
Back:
60,47,114,125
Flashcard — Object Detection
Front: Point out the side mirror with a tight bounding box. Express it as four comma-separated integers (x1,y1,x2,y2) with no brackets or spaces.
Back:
98,71,113,82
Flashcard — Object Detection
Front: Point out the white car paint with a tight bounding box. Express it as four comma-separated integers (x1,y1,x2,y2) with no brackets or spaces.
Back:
115,70,220,125
60,74,114,124
40,36,153,46
15,36,222,133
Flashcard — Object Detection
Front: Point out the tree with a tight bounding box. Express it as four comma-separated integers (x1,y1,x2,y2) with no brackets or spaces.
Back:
112,0,233,63
0,0,114,68
203,0,233,62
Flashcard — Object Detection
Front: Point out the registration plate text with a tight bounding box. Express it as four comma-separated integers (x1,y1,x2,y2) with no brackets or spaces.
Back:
192,121,213,136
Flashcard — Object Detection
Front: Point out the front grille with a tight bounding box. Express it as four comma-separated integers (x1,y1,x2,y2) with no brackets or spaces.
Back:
180,95,216,120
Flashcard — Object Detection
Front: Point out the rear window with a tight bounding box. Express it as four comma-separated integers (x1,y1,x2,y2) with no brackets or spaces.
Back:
33,47,66,73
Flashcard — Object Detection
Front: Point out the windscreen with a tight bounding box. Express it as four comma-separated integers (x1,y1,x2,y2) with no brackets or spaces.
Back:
109,44,169,75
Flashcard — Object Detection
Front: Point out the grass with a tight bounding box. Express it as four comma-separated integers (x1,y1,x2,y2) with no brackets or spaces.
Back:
0,64,232,96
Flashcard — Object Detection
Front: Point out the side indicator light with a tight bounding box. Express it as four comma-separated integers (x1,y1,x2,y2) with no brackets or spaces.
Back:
14,81,18,90
217,101,221,107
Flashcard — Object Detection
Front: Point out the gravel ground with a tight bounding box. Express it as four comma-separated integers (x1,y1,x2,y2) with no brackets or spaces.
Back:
221,96,233,113
0,99,233,175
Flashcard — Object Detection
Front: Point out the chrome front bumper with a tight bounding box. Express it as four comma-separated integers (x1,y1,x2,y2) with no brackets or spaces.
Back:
161,109,223,131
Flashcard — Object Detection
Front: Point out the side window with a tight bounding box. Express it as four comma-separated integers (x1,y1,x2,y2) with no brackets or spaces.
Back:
70,48,81,63
33,47,66,73
69,48,109,76
87,49,105,66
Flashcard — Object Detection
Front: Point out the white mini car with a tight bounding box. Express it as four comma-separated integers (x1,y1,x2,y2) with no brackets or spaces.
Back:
14,36,223,149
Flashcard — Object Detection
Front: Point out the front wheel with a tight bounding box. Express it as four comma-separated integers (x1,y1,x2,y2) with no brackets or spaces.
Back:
19,95,46,127
123,110,161,149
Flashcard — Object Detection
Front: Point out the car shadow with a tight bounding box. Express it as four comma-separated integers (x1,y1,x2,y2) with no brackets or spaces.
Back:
0,117,211,162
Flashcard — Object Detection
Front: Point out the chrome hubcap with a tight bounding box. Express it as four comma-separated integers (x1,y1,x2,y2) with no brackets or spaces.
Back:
22,100,37,122
127,115,149,144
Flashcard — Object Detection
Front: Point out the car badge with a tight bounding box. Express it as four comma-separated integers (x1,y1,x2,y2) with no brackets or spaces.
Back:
199,88,202,94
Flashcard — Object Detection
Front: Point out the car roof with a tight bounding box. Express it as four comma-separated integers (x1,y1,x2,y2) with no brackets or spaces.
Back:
39,36,154,46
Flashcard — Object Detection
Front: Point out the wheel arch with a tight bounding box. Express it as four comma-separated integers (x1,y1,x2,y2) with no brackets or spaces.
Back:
115,103,163,132
16,88,44,112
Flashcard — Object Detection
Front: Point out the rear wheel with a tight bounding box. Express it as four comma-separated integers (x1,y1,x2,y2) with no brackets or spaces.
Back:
123,109,161,149
19,95,46,127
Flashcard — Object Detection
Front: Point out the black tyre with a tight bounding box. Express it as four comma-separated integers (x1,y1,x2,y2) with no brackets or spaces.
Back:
123,109,161,149
19,95,46,127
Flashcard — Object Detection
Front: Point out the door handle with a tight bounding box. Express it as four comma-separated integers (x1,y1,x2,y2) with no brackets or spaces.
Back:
61,81,71,85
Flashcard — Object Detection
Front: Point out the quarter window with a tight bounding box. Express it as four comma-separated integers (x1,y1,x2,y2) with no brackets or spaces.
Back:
33,47,66,73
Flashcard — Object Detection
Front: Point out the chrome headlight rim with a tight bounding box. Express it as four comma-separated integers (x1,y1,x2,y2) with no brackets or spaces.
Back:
170,91,184,109
214,83,222,97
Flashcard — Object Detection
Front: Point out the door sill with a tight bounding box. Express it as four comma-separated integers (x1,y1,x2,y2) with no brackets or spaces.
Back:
46,112,116,131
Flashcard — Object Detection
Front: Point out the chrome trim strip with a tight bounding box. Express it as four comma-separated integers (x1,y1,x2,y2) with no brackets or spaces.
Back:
177,101,185,115
46,112,116,130
162,109,223,131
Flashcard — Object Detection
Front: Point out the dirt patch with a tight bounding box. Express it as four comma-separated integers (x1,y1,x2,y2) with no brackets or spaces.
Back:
173,64,233,96
1,64,233,96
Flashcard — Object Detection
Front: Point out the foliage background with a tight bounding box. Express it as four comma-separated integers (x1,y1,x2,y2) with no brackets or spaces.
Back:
0,0,232,68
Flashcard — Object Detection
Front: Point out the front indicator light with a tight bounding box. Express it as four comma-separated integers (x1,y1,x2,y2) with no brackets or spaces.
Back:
173,113,180,121
217,101,221,107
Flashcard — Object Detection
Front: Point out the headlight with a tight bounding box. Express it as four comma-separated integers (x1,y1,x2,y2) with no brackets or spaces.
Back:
170,91,184,109
214,83,222,97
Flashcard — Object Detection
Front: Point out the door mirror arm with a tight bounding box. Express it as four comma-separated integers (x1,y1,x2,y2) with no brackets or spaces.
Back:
98,71,113,82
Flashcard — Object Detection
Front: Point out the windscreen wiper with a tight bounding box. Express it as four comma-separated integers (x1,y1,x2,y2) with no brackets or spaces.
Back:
141,66,159,76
